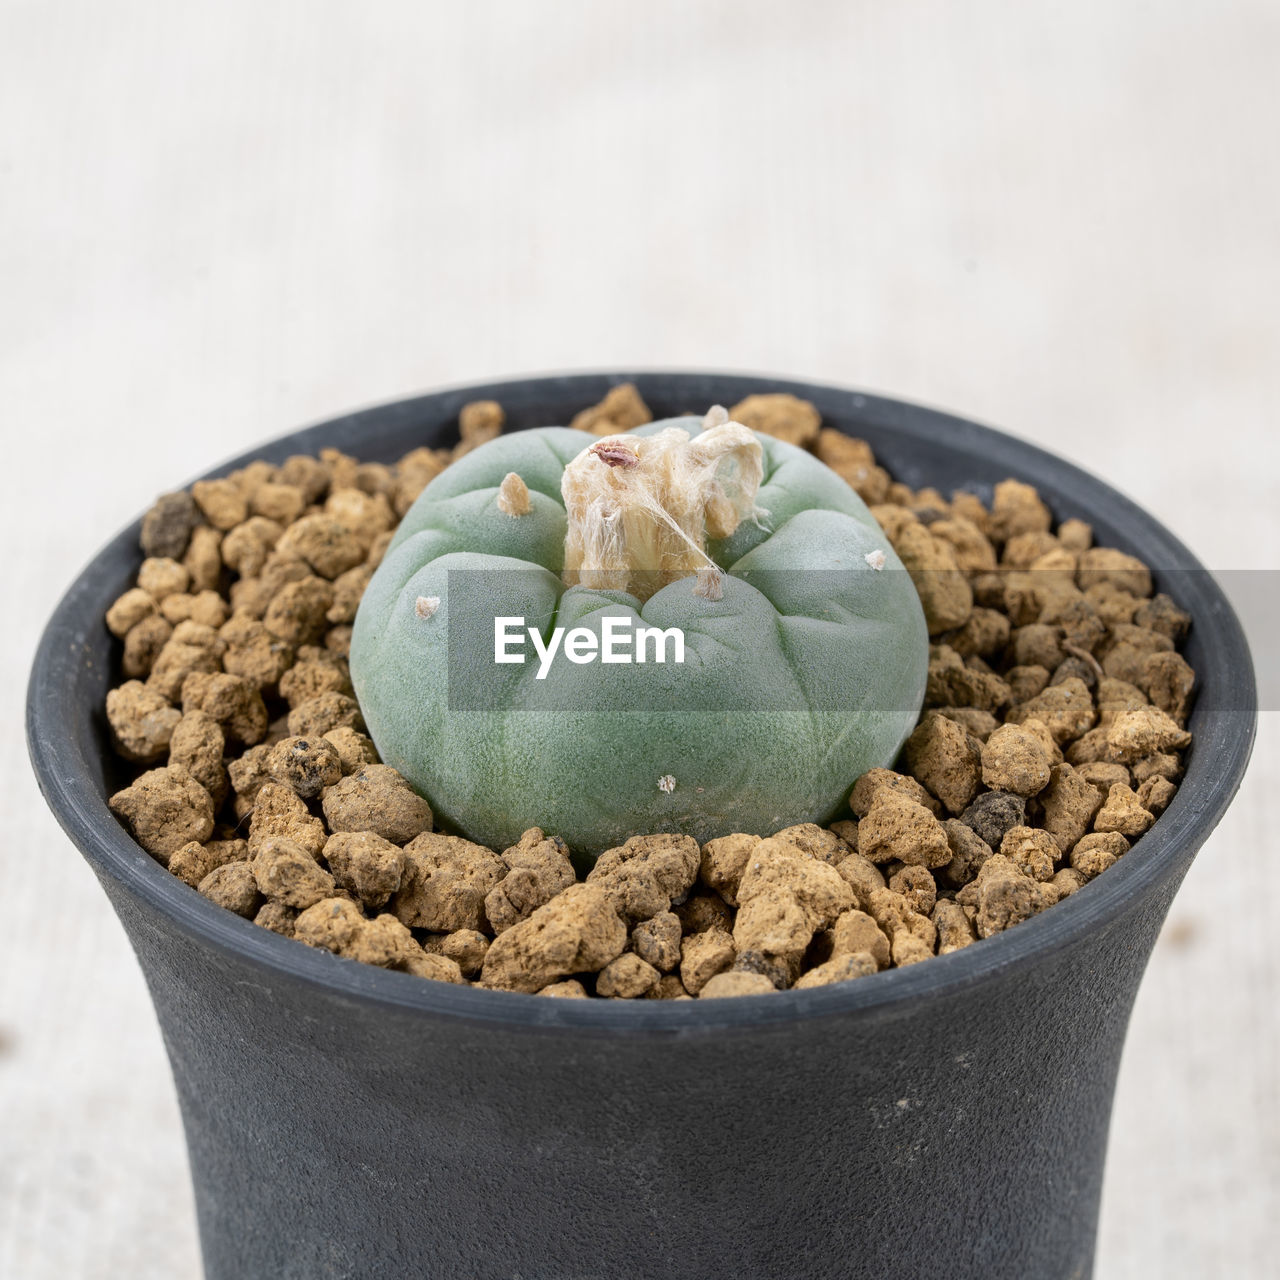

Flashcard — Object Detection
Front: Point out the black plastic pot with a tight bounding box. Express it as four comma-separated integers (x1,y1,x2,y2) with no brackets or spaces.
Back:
28,373,1256,1280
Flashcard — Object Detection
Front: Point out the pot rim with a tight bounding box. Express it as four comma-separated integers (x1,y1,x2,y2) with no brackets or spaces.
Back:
26,369,1258,1034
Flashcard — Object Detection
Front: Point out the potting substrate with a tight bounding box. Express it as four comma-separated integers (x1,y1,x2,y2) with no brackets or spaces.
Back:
100,384,1198,999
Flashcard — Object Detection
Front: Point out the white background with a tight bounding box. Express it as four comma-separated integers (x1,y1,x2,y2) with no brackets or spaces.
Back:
1,2,1277,1276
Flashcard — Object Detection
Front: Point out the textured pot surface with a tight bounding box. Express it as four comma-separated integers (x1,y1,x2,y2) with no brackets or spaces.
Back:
28,373,1256,1280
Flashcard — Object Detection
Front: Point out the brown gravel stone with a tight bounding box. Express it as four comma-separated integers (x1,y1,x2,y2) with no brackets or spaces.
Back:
675,892,735,935
169,838,247,889
168,710,227,804
793,953,880,988
933,900,978,954
1136,775,1177,816
858,789,953,868
849,768,941,818
699,833,760,905
679,928,737,994
287,692,366,738
323,831,405,910
485,828,577,934
980,723,1053,796
568,384,651,436
1093,784,1155,838
1105,706,1192,763
197,860,261,917
253,901,299,937
121,614,173,678
440,929,490,978
251,836,336,908
999,826,1058,882
1036,764,1104,854
726,393,819,448
322,726,380,775
106,587,158,638
893,523,974,635
631,911,682,972
1078,547,1153,597
109,766,214,862
834,851,887,908
479,884,627,993
321,765,434,844
904,714,983,814
827,908,891,969
597,952,661,998
247,781,327,859
141,491,200,559
586,833,700,921
392,832,504,932
956,855,1051,939
699,970,778,998
105,680,182,763
180,670,269,746
538,980,589,999
938,819,995,889
1007,677,1097,744
1070,831,1129,879
266,735,342,799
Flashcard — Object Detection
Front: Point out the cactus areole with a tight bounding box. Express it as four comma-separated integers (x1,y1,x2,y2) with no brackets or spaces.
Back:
350,411,929,858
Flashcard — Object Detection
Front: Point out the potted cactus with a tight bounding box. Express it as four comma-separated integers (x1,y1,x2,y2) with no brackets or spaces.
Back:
27,373,1255,1280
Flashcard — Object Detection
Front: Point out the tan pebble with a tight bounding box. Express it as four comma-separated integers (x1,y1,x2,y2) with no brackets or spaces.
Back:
169,838,247,889
679,927,737,994
726,393,820,448
106,587,158,638
849,768,941,817
699,970,777,998
904,714,983,814
105,680,182,763
247,781,327,860
392,832,504,933
251,836,335,909
192,479,249,531
109,765,214,862
168,709,227,804
933,900,977,954
1070,831,1130,879
981,723,1053,796
266,735,342,798
586,833,700,921
441,929,490,978
596,952,661,998
857,789,952,868
631,911,682,972
1093,783,1155,838
197,860,261,917
827,909,891,969
485,827,577,934
998,826,1058,882
323,831,405,910
1037,764,1105,854
480,884,627,993
699,833,760,905
538,980,589,999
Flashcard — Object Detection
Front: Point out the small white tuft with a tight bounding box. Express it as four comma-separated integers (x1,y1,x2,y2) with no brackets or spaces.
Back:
865,549,887,571
657,774,676,794
415,595,441,619
702,404,730,431
693,565,723,600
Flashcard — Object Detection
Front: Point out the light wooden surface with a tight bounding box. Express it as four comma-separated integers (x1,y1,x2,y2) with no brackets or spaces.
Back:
2,3,1276,1276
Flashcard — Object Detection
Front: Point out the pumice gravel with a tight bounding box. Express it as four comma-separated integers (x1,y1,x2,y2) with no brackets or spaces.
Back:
103,386,1195,999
